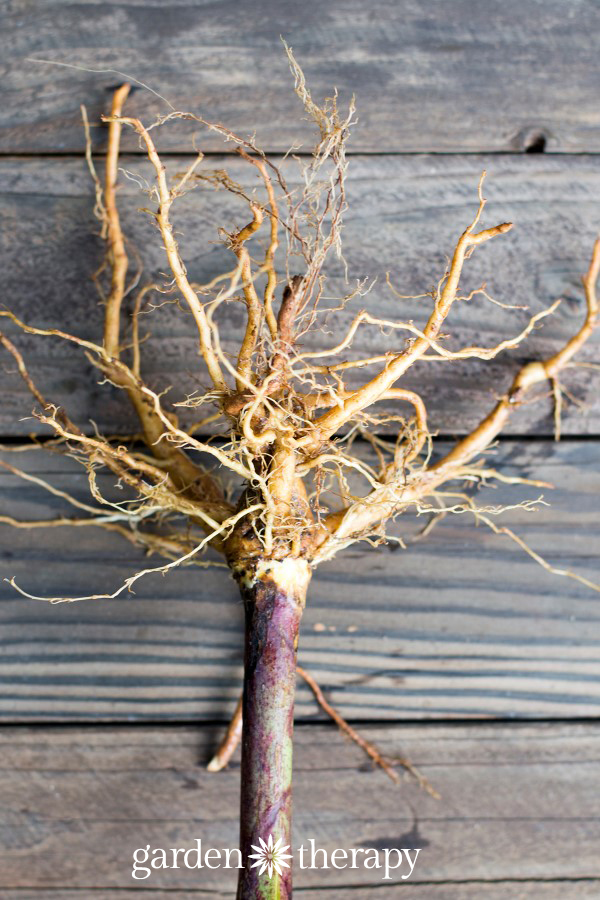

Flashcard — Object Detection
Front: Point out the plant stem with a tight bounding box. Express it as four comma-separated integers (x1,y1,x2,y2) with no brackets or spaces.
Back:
234,558,311,899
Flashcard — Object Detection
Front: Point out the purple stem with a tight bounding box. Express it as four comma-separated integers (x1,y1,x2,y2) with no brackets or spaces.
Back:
235,559,310,900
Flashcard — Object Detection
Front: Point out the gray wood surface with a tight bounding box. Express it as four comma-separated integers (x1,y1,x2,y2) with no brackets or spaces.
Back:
2,1,600,153
2,4,600,893
1,154,599,437
1,439,598,722
1,722,599,891
5,888,600,900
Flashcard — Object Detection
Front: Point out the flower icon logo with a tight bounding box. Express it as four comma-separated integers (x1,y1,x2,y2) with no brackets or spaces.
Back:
248,834,293,879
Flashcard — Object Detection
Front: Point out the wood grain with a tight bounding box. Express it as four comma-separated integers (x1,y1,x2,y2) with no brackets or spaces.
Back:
1,154,599,436
3,4,599,894
0,722,599,890
0,439,598,722
4,887,599,900
2,1,600,153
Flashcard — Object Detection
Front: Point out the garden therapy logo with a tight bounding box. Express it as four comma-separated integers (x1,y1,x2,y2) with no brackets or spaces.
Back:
248,834,293,879
131,838,420,880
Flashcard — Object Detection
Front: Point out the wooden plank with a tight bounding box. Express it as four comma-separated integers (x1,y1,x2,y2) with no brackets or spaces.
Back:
298,886,600,900
2,1,600,153
1,154,600,436
4,886,600,900
0,722,599,890
0,439,599,722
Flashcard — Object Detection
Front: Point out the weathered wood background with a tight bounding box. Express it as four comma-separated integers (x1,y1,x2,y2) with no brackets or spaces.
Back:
1,1,599,896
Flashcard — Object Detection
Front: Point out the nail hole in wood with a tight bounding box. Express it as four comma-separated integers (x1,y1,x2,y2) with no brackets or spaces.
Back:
525,132,547,153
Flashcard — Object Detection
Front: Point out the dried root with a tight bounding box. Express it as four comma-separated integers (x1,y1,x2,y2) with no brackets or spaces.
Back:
0,53,598,756
2,67,598,592
206,667,439,799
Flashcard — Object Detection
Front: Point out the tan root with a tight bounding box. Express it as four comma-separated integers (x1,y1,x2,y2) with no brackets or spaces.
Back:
2,81,598,582
206,667,438,797
0,57,599,807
